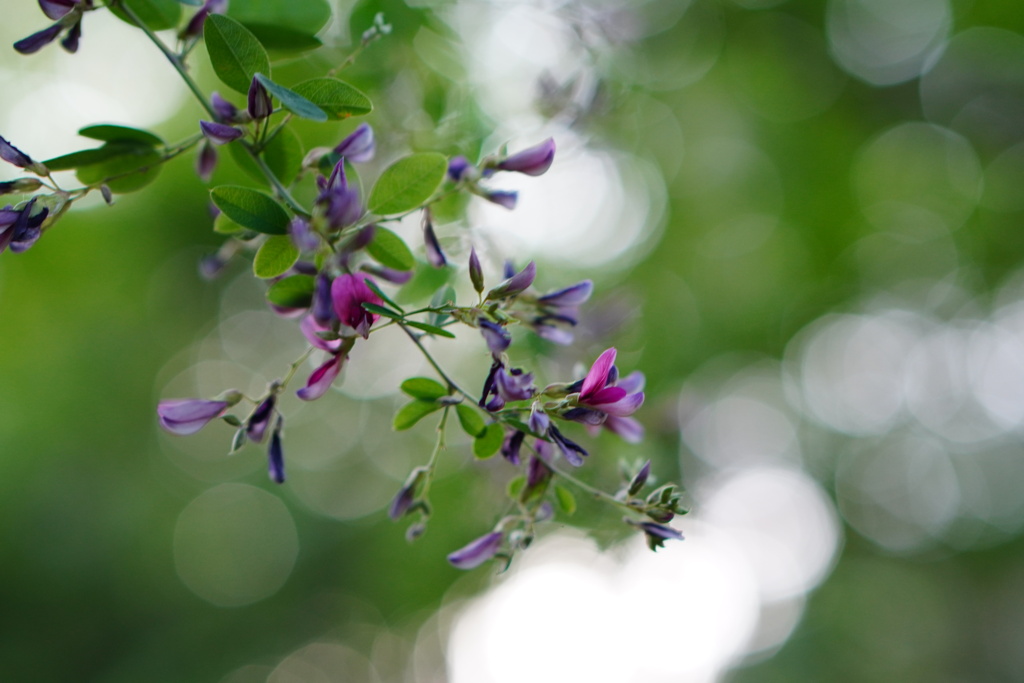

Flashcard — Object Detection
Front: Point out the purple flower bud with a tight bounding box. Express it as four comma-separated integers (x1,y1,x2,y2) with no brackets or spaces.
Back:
199,120,243,145
630,520,683,551
389,467,426,520
447,531,504,570
0,136,35,170
247,77,272,120
479,360,501,409
289,217,320,252
334,123,375,163
246,395,276,443
181,0,228,40
483,190,518,210
1,199,48,255
486,261,535,300
628,460,651,496
198,253,227,280
60,18,82,53
496,137,555,176
39,0,79,21
268,418,285,484
538,280,593,307
448,155,472,181
528,405,550,435
157,395,239,436
422,212,446,268
318,161,363,231
526,454,552,491
331,273,382,338
548,424,588,467
296,353,345,401
211,92,239,122
195,141,217,182
0,178,42,195
469,248,484,294
479,319,510,357
14,23,64,55
501,430,525,465
311,272,335,325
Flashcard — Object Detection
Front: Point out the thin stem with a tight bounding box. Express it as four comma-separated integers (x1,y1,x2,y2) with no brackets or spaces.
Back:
113,0,218,120
280,347,315,389
399,323,478,404
241,141,310,217
547,461,637,514
420,407,450,499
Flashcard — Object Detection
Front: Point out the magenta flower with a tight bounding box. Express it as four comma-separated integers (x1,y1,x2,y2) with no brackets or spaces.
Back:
334,123,375,163
578,348,645,419
447,531,504,570
496,138,555,176
296,353,346,401
157,394,239,436
331,274,382,338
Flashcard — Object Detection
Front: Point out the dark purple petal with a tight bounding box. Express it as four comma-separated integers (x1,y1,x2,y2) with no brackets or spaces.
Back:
289,217,320,252
359,263,413,285
479,319,510,356
195,140,217,182
59,18,81,53
422,216,447,268
479,360,501,409
247,77,272,119
447,531,504,570
211,92,239,122
0,136,35,169
638,521,683,541
331,274,381,338
487,261,535,299
388,467,425,520
501,430,525,465
484,190,518,210
526,454,551,490
312,272,335,325
548,424,588,467
538,280,593,307
246,395,276,443
562,407,606,426
528,406,550,435
593,391,644,417
296,354,344,401
628,460,651,495
580,347,616,400
604,415,644,443
200,119,243,145
267,419,285,483
334,123,375,163
448,155,472,181
14,23,63,55
496,138,555,176
39,0,79,21
469,248,484,294
495,367,535,402
157,398,233,435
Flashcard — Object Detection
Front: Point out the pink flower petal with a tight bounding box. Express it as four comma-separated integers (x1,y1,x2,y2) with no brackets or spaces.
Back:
296,355,344,401
580,347,616,400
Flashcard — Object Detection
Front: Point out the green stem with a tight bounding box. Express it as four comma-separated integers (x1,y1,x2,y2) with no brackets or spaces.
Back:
113,0,218,120
241,141,310,217
399,323,478,404
547,461,637,514
419,407,450,499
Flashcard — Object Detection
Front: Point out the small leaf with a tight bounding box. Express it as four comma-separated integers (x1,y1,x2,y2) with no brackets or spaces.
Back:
78,125,163,147
253,235,299,279
368,153,448,216
362,303,403,320
75,143,162,194
44,146,135,171
227,0,331,36
266,274,315,308
109,0,182,30
362,278,403,313
366,226,415,271
507,476,525,498
243,25,322,53
394,400,443,431
473,423,504,459
230,127,303,186
554,485,577,516
213,212,244,234
210,185,290,235
291,78,372,119
230,428,247,454
254,73,327,122
456,404,486,437
401,377,448,401
404,321,455,338
204,14,271,94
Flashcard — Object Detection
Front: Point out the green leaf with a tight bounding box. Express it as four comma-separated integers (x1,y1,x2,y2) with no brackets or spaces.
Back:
393,400,443,431
44,147,133,172
243,25,322,53
253,235,299,279
210,186,290,235
213,212,245,234
177,0,202,6
554,485,577,516
473,423,504,459
110,0,181,30
227,0,331,36
366,226,415,271
204,14,271,94
75,143,162,194
368,153,448,216
78,125,163,147
362,303,403,320
362,278,403,313
266,274,316,308
507,476,525,498
404,321,455,338
229,127,303,186
254,73,327,122
401,378,448,401
455,404,486,438
291,78,372,119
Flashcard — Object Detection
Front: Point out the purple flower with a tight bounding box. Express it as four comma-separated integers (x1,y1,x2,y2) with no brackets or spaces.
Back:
478,319,510,357
528,405,550,435
289,217,320,252
496,138,555,176
469,248,484,294
447,531,504,570
60,19,81,52
629,520,684,551
199,120,243,145
296,353,345,401
246,395,276,443
501,430,525,465
268,417,285,484
483,189,518,210
331,274,382,338
422,212,446,268
531,279,593,345
525,454,552,492
317,161,363,231
157,395,239,436
0,136,36,170
578,348,645,420
181,0,227,40
389,467,426,520
486,261,535,300
334,123,375,163
39,0,79,21
211,92,239,122
310,272,335,325
247,76,272,120
195,141,217,182
548,424,588,467
0,199,49,255
14,22,64,55
448,155,472,182
495,366,535,402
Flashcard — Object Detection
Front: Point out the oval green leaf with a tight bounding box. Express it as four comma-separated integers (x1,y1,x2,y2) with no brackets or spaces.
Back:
266,274,315,308
291,78,372,119
366,226,415,271
555,485,577,516
75,143,162,194
210,186,289,235
110,0,182,31
78,125,163,147
400,377,448,401
229,126,303,185
254,73,327,122
227,0,330,35
44,146,133,172
204,14,271,94
473,423,504,459
455,404,486,438
393,400,443,431
213,212,245,234
243,25,322,53
368,153,448,216
253,235,299,279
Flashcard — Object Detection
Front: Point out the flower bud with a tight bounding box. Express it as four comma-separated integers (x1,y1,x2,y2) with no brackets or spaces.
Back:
468,248,484,294
247,76,272,119
495,137,555,176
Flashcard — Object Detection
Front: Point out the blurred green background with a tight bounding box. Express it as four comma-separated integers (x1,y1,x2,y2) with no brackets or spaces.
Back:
4,0,1024,681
